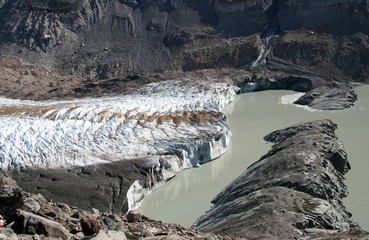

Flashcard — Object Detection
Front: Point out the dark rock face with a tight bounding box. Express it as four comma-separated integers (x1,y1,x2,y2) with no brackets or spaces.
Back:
179,36,261,71
9,159,156,214
238,72,320,93
0,0,266,79
237,71,358,110
126,210,142,223
193,119,368,239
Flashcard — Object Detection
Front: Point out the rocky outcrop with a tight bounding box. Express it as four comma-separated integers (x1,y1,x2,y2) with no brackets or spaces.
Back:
10,157,178,214
0,174,24,221
294,84,358,110
80,217,104,236
193,119,369,239
92,230,127,240
178,36,261,71
238,72,320,93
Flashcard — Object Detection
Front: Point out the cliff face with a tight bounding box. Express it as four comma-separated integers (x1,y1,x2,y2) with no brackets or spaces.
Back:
0,0,368,82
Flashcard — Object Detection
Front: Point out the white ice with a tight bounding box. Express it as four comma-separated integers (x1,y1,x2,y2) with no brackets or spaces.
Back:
0,79,238,170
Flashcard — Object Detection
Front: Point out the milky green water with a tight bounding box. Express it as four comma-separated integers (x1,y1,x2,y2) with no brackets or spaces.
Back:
139,86,369,231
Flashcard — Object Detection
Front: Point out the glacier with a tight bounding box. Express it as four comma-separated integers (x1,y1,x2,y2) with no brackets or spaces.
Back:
0,79,238,171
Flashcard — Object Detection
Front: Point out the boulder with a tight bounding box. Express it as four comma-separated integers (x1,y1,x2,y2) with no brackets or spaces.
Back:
15,210,71,240
80,217,104,236
126,210,142,223
19,197,41,213
91,230,127,240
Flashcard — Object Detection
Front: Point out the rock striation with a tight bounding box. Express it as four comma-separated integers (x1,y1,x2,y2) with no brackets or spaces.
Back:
193,119,369,239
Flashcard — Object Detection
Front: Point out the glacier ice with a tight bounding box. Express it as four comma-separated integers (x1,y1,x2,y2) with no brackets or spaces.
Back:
0,79,238,171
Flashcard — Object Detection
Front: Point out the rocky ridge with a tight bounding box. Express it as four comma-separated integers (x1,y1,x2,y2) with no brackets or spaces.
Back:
193,119,369,239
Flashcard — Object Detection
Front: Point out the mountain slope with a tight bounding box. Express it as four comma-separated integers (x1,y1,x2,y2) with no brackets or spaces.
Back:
0,0,368,83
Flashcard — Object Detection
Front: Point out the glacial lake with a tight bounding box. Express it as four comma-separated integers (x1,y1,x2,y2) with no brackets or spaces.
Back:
139,85,369,231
